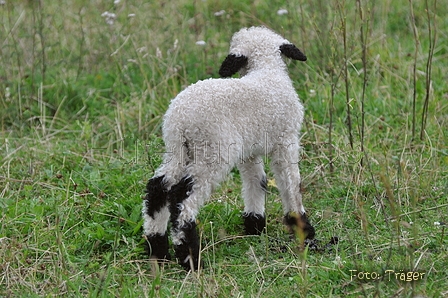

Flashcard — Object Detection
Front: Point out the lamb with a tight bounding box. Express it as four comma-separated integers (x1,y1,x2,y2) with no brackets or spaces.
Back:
142,26,315,271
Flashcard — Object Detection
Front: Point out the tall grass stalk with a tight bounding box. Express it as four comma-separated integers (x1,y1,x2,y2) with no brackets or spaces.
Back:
329,74,335,173
5,5,24,79
409,0,419,140
328,15,340,174
76,7,86,81
30,0,46,88
420,0,437,140
356,0,370,166
37,0,46,85
337,0,354,150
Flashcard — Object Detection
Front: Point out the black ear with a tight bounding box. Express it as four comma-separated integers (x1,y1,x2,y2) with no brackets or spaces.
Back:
219,54,248,77
279,44,307,61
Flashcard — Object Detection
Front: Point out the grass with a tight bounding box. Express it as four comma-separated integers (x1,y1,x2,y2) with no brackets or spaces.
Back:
1,0,447,297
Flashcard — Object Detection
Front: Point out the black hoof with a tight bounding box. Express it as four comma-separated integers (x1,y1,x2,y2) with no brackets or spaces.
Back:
284,212,315,240
173,221,200,271
243,212,266,235
144,232,171,260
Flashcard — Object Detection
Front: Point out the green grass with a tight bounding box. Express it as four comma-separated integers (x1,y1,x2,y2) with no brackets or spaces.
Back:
1,0,447,297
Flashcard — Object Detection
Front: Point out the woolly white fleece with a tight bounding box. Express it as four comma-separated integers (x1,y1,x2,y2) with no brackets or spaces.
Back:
149,26,306,235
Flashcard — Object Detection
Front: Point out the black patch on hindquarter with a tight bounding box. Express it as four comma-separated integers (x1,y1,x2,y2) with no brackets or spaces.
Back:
144,175,168,218
219,54,248,77
144,232,171,260
243,212,266,235
284,212,315,239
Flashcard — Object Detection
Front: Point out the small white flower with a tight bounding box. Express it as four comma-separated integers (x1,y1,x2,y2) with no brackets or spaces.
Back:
87,88,96,97
5,87,10,99
114,0,120,4
432,186,442,193
217,199,222,203
333,255,346,266
101,11,117,25
277,9,288,16
434,221,440,226
0,0,6,5
173,39,178,50
156,47,162,59
136,46,147,53
128,13,136,18
214,10,226,17
196,40,206,46
309,89,316,97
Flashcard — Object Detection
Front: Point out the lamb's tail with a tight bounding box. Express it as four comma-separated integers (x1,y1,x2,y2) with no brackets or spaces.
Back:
154,137,192,186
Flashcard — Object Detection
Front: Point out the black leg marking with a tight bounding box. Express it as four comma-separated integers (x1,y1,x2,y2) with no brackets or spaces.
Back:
144,175,168,218
168,176,194,226
143,175,171,260
167,176,200,270
243,212,266,235
144,232,171,260
173,220,200,271
284,212,315,240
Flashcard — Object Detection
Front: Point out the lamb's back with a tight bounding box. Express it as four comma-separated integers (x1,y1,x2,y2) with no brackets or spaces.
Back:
163,74,303,144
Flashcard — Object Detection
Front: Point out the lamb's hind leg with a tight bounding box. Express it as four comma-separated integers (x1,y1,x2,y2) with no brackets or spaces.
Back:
270,148,315,240
169,158,231,270
237,156,267,235
168,175,201,271
142,175,171,260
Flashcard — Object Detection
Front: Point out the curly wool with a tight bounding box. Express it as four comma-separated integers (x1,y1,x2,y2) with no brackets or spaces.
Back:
142,26,314,270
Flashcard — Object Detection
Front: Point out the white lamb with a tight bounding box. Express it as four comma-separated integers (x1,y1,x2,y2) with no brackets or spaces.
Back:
142,26,315,270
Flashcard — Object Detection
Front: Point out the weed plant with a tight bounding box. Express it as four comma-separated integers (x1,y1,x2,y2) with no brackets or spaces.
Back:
0,0,447,297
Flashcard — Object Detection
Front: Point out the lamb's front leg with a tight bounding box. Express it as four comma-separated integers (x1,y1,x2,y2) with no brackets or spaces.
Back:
270,157,315,240
142,175,171,260
237,156,267,235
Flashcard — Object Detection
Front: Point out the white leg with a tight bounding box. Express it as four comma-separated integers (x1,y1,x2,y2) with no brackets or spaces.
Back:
270,151,305,215
270,143,315,239
237,156,267,234
237,156,267,215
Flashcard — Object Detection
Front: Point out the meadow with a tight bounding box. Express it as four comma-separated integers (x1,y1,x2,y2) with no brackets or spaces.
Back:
0,0,447,297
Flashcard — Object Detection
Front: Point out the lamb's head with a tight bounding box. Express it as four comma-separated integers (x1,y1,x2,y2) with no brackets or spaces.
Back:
219,26,307,77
